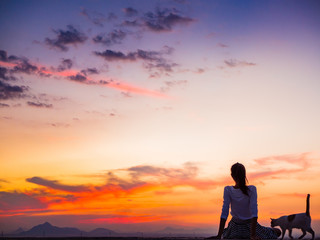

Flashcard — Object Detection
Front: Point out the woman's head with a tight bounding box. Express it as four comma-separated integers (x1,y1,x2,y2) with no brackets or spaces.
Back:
231,162,248,195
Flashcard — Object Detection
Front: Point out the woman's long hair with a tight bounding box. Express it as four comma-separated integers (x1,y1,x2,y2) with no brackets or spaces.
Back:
231,163,249,196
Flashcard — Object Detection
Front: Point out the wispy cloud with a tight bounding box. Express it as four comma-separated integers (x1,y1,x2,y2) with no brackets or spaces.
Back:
26,177,90,193
160,80,188,92
27,101,53,108
217,43,228,48
248,153,312,181
0,103,9,107
224,59,256,68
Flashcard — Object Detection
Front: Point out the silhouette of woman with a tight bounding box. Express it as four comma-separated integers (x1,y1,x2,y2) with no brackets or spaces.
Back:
208,163,281,239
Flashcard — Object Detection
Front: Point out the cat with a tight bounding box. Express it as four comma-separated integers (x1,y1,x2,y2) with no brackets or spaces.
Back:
270,194,314,240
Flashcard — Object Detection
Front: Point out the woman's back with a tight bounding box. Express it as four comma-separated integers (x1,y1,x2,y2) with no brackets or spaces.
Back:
221,185,257,220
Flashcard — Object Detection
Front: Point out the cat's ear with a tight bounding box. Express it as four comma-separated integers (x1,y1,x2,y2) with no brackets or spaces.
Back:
270,218,274,220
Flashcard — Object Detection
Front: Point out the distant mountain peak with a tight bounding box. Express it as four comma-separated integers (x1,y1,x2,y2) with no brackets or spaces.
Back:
42,222,52,226
20,221,82,237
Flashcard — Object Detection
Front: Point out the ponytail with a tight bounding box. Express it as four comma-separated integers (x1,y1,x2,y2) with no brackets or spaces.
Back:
231,163,249,196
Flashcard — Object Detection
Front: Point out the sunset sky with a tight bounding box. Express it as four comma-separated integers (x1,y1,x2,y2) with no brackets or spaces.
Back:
1,0,320,234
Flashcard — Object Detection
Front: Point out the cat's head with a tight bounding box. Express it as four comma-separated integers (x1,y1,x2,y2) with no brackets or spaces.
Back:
270,218,278,227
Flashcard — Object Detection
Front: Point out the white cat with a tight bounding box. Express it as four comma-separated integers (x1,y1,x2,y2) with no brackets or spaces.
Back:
271,194,314,240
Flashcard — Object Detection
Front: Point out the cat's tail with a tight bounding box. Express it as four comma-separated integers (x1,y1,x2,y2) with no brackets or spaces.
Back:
306,194,310,217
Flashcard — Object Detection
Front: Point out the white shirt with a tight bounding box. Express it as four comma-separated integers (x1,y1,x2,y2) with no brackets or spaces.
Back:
220,185,258,220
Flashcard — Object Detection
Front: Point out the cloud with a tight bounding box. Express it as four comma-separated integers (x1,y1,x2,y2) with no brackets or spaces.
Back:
0,191,48,211
121,19,141,28
94,47,177,77
68,73,87,82
224,59,256,68
119,7,195,33
45,25,87,51
27,101,53,108
98,80,171,99
248,153,312,181
7,156,314,217
0,50,49,77
104,172,146,191
94,49,136,61
143,8,195,32
26,177,90,193
0,67,16,80
0,80,28,100
253,153,310,170
93,29,127,46
50,122,70,128
0,179,9,188
56,59,73,72
0,103,10,107
0,50,38,79
161,80,188,92
1,50,170,100
24,163,217,201
81,68,99,76
11,59,39,74
0,49,20,62
128,162,198,181
123,7,139,17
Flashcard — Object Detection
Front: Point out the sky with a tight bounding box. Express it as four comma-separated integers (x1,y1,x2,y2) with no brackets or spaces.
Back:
1,0,320,234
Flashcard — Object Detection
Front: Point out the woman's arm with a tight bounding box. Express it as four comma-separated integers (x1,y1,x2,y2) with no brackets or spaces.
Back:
206,218,226,239
250,217,258,240
216,217,227,238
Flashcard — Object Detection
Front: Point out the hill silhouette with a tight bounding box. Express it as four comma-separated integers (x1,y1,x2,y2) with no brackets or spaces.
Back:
8,222,117,237
6,221,213,238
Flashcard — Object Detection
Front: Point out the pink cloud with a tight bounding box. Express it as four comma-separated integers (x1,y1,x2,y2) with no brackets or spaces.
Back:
1,59,171,99
249,152,313,181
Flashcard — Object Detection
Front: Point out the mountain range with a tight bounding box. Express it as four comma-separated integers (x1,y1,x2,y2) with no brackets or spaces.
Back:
6,222,213,237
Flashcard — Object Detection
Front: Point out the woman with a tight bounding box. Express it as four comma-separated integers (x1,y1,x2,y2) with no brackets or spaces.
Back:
209,163,280,239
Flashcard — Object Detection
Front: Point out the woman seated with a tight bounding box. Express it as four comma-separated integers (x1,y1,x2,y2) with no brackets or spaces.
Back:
208,163,281,239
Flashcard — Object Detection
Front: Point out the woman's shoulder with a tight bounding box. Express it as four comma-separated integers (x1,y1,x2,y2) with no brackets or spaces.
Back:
248,185,257,192
223,185,233,192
